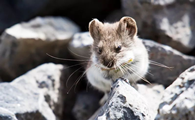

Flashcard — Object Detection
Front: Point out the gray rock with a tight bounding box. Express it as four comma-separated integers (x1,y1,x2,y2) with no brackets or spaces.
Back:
90,78,155,120
68,32,92,60
121,0,195,53
137,84,165,116
156,65,195,120
143,39,195,86
0,107,17,120
11,63,67,120
68,32,195,86
0,17,80,81
2,17,80,41
72,91,101,120
0,63,77,120
0,83,55,120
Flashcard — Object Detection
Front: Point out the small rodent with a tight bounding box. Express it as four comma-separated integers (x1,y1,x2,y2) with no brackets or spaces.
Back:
86,17,149,104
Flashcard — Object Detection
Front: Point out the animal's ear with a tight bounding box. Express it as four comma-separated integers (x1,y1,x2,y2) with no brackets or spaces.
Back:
89,19,103,40
118,17,137,38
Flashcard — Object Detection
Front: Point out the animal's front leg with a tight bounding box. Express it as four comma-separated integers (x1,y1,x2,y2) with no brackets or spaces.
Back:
99,92,109,105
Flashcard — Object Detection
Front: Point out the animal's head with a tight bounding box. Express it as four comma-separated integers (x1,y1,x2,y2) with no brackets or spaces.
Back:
89,17,138,69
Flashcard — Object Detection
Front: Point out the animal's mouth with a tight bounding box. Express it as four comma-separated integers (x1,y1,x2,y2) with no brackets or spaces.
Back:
96,58,133,72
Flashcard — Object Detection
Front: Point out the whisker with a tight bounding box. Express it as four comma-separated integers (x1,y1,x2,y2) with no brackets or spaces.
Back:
64,62,87,70
121,64,128,75
67,64,95,94
122,64,130,73
68,48,90,59
123,64,133,80
126,65,151,84
74,69,90,92
149,60,173,70
66,66,83,87
129,63,154,76
46,53,91,62
118,65,124,75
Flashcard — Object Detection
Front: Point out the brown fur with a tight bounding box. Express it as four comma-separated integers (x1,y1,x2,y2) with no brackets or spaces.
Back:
89,17,137,68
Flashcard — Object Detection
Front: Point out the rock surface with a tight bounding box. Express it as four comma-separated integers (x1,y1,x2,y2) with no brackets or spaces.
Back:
90,78,155,120
156,65,195,120
11,63,67,120
0,107,17,120
121,0,195,53
0,17,80,81
0,63,79,120
137,84,165,116
143,39,195,86
68,32,195,86
0,83,56,120
72,84,164,120
68,32,92,61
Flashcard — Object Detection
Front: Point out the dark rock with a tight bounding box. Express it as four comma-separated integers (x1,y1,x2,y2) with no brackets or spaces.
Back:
143,39,195,86
156,65,195,120
60,65,85,120
0,17,80,81
0,107,17,120
90,78,155,120
72,91,101,120
121,0,195,53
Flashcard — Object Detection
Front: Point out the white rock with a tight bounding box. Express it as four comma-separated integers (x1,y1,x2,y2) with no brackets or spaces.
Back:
121,0,195,53
3,17,80,41
0,17,80,81
90,78,155,120
157,65,195,120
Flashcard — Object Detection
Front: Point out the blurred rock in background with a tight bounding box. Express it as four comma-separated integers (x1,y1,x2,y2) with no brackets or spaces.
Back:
0,17,79,81
143,39,195,86
122,0,195,53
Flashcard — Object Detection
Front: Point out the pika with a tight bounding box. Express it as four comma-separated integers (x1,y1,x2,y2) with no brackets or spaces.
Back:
86,17,149,104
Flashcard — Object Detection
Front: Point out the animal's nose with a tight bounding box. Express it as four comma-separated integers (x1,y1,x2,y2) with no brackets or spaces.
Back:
103,60,114,68
107,61,114,68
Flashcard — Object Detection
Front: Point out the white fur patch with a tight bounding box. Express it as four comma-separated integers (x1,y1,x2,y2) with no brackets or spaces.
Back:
86,63,112,92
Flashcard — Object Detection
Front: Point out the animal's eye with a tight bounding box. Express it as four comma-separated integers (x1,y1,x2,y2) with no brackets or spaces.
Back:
97,47,102,54
115,45,122,53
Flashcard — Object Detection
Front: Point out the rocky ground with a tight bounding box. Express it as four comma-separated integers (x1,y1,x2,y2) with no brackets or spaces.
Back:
0,0,195,120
